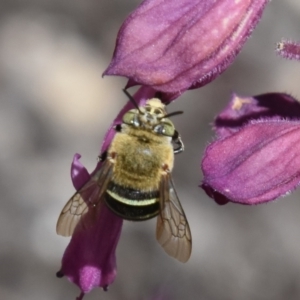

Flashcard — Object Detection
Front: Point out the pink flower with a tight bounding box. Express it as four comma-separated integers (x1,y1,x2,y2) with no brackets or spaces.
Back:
202,93,300,205
105,0,268,96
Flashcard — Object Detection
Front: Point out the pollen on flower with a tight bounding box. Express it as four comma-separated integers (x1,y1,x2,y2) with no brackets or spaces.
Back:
231,96,251,110
276,39,300,61
277,42,284,51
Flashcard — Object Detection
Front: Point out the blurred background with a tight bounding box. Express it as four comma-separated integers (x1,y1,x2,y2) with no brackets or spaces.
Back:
1,1,300,299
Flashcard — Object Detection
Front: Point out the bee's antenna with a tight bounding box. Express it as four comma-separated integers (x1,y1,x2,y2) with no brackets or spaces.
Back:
123,89,143,114
161,111,184,119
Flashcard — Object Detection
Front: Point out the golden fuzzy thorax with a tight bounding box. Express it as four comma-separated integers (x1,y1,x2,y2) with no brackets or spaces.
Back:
108,125,174,191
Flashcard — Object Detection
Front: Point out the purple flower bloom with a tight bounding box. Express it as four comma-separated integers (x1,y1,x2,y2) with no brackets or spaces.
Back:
57,154,123,298
57,86,157,299
202,93,300,205
104,0,268,95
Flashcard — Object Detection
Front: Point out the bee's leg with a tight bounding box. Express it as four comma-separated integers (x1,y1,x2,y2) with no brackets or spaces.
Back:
172,130,184,154
97,151,107,162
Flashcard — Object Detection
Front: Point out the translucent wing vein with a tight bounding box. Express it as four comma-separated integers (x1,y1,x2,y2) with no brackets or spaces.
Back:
56,160,113,236
156,175,192,263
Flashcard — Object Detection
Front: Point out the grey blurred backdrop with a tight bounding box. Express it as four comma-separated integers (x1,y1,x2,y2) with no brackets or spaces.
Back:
1,1,300,300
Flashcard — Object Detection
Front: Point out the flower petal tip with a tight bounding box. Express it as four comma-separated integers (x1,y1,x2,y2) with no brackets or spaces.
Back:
56,270,64,278
76,292,85,300
276,39,300,61
71,154,91,190
201,183,230,205
60,205,123,296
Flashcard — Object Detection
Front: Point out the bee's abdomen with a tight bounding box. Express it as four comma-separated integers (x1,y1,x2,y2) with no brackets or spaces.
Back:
105,182,160,221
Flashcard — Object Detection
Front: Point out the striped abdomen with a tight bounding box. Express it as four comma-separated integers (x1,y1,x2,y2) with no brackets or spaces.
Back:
105,181,160,221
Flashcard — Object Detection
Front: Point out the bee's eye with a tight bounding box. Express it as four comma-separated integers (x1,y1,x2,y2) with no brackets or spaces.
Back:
162,123,175,137
154,122,175,137
154,125,165,135
123,111,139,126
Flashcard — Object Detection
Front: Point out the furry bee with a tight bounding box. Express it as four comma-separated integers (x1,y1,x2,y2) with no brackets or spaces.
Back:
56,92,192,263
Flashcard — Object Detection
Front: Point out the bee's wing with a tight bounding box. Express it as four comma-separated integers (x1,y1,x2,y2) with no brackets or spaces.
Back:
56,159,113,237
156,174,192,263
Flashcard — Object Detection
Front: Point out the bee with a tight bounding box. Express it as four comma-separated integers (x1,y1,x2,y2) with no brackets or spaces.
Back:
56,91,192,263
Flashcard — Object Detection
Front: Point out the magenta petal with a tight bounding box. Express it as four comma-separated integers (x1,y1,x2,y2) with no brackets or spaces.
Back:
71,154,91,190
61,205,123,294
215,93,300,138
104,0,268,93
202,120,300,205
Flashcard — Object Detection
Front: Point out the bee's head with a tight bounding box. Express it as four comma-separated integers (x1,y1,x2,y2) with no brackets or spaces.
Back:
139,98,165,125
123,98,182,137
